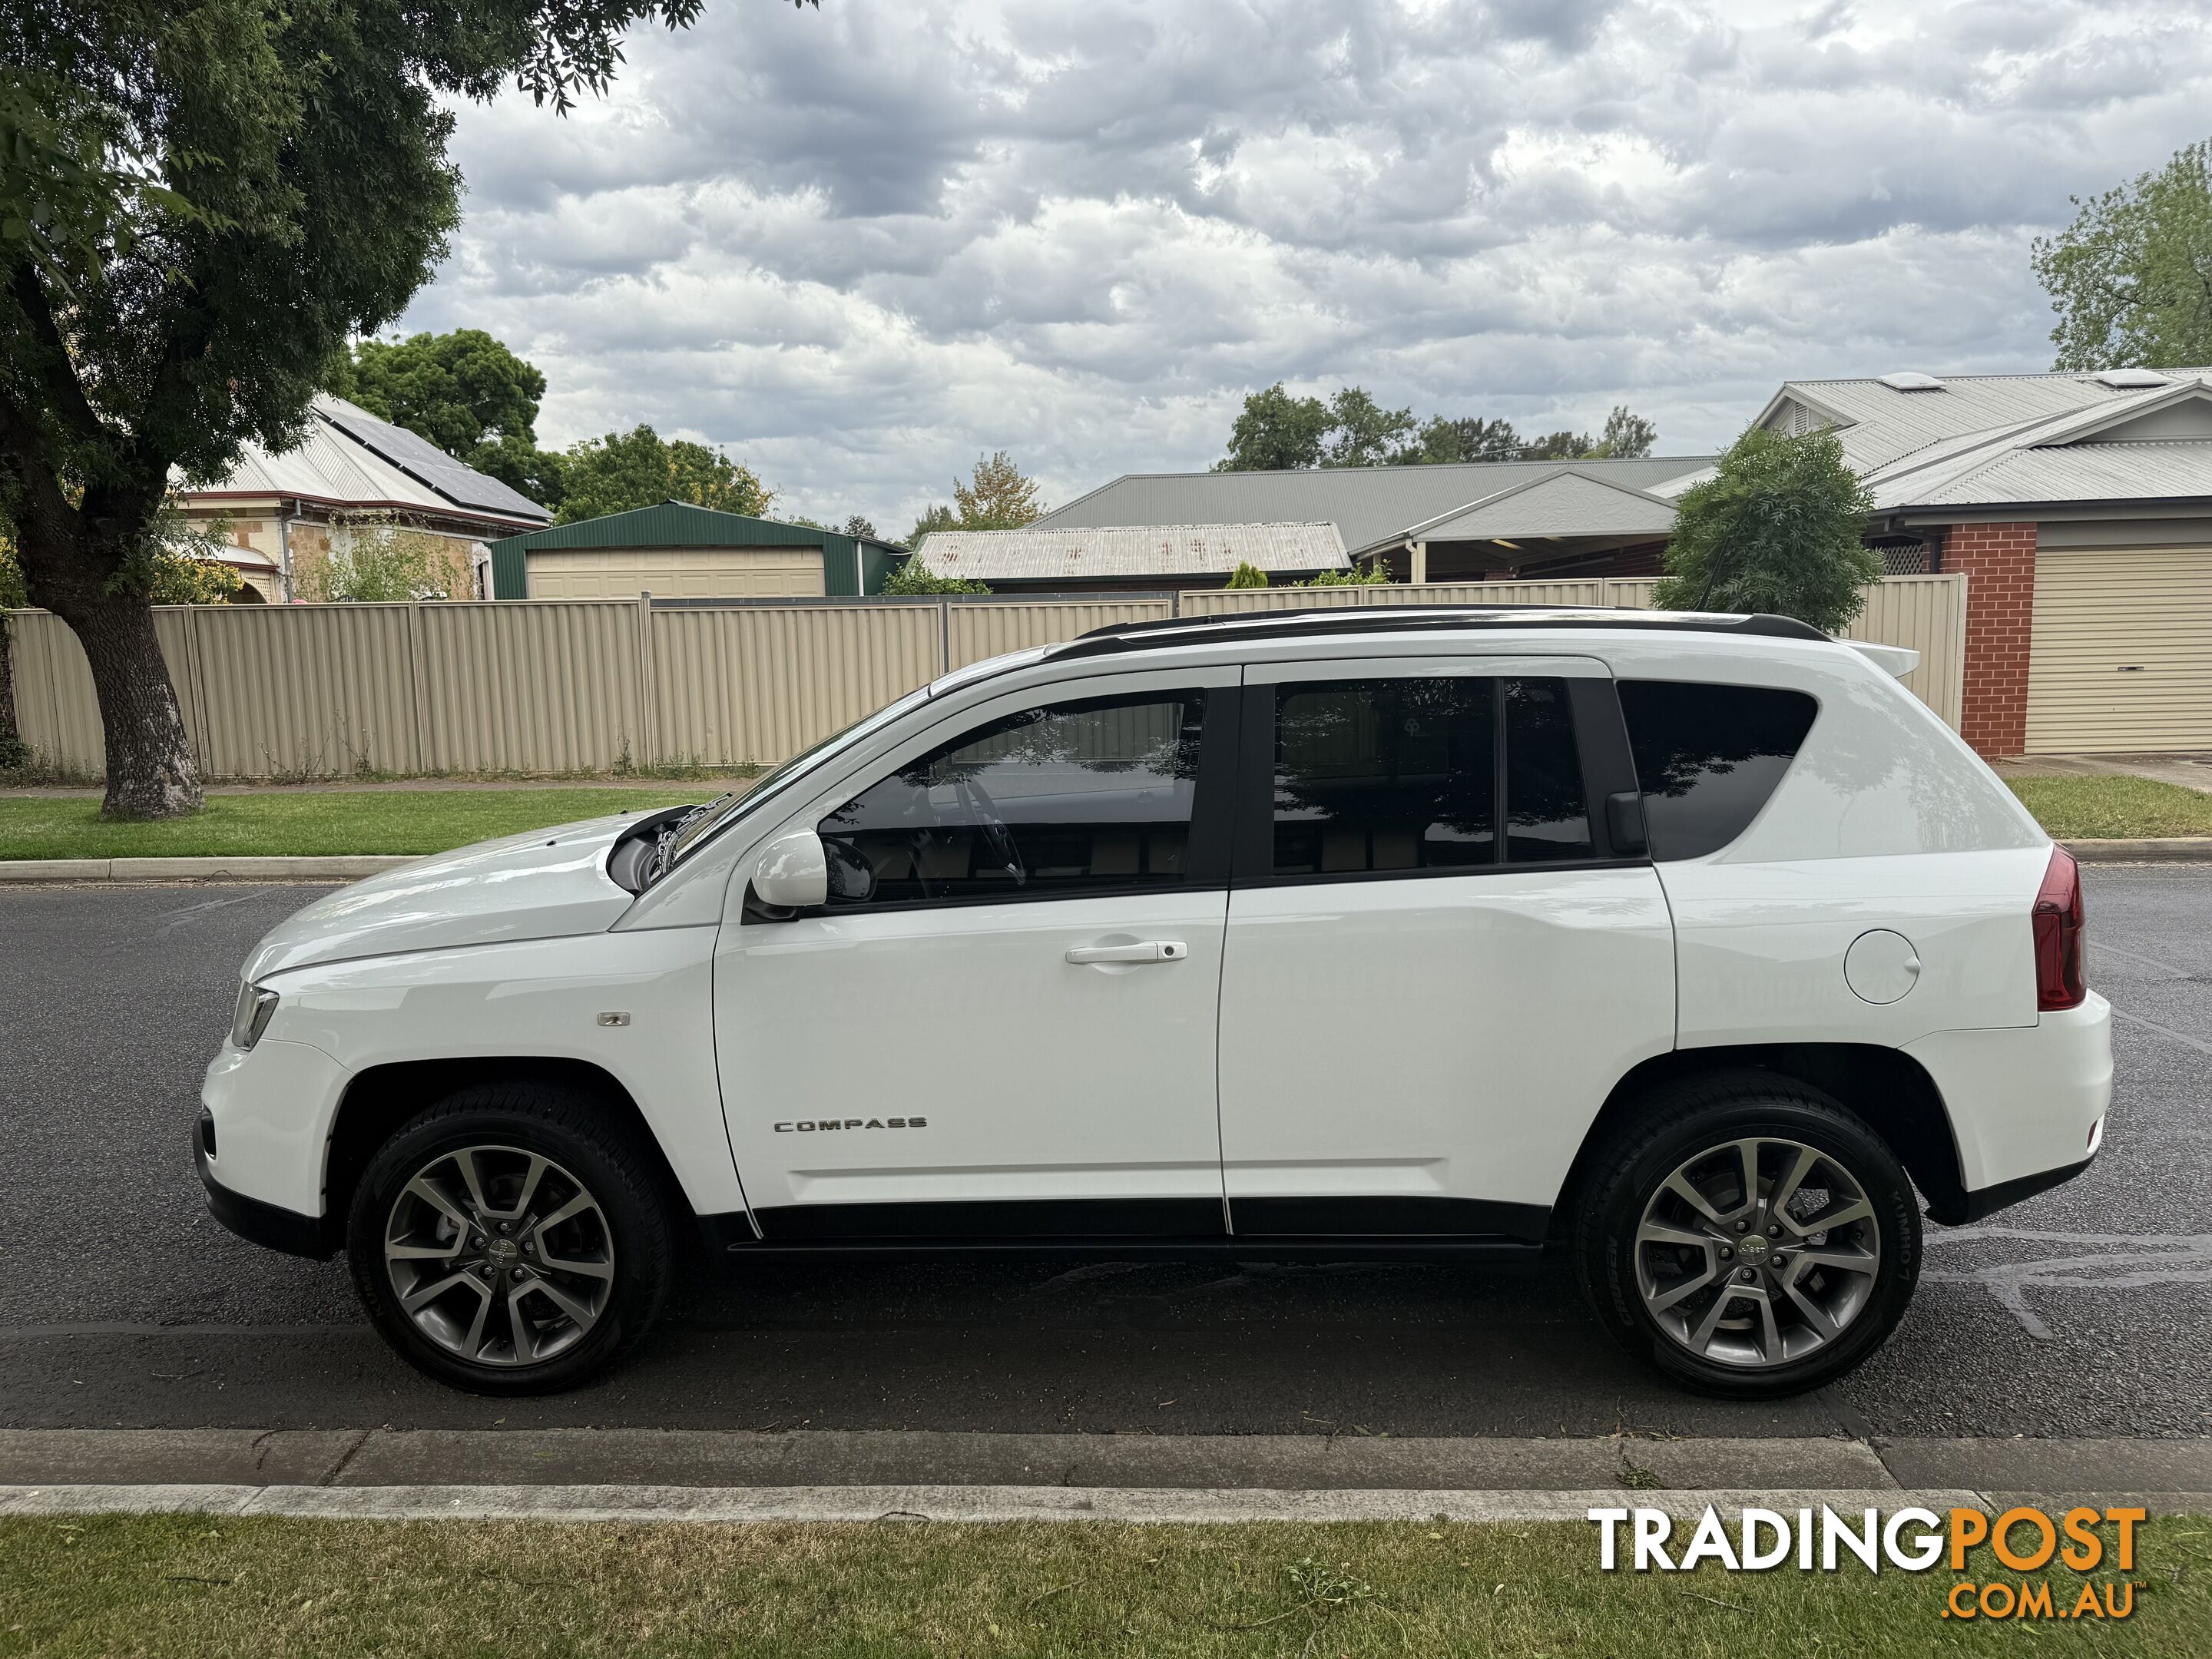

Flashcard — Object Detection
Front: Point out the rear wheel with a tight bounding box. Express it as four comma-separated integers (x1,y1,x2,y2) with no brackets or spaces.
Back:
346,1082,674,1395
1575,1074,1920,1398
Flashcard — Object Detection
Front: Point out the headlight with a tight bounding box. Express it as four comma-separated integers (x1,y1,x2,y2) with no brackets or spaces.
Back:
231,983,279,1051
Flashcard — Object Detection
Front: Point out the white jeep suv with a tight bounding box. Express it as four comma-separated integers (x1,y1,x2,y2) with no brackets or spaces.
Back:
199,608,2111,1398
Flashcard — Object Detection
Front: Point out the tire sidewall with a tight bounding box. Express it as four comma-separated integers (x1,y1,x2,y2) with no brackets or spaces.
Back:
347,1094,671,1396
1584,1094,1921,1398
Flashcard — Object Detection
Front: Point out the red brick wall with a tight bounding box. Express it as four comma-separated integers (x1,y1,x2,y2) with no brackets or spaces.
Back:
1942,522,2038,757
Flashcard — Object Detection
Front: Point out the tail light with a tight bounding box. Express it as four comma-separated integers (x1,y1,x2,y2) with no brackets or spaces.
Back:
2032,846,2087,1011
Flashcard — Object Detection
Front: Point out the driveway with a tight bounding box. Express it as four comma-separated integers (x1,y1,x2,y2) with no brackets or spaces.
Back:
2,872,2207,1439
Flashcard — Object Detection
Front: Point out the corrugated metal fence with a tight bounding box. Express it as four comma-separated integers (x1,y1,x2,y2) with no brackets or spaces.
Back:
4,575,1965,780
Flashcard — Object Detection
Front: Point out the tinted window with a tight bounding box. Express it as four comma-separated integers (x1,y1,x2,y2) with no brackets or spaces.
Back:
1272,677,1495,874
818,690,1206,906
1504,678,1593,863
1619,680,1820,860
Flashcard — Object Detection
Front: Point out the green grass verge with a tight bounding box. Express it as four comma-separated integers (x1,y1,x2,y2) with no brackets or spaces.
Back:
2007,775,2212,840
0,789,718,860
1,1515,2204,1657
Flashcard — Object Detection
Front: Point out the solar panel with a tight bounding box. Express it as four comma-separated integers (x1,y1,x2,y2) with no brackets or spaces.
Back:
320,401,551,522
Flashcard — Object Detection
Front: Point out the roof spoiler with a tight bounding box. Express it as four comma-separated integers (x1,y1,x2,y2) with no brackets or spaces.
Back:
1846,640,1921,679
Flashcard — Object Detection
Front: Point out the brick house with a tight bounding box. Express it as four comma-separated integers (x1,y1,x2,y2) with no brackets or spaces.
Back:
175,394,551,600
1751,369,2212,757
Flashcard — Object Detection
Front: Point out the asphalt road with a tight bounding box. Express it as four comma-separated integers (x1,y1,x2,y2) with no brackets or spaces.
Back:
2,873,2207,1439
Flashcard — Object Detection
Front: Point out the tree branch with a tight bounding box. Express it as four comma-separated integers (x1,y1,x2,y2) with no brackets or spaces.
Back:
8,265,108,448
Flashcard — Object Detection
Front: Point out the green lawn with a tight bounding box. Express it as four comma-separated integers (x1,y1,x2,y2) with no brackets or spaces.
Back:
2007,774,2212,840
0,1515,2201,1658
0,788,719,860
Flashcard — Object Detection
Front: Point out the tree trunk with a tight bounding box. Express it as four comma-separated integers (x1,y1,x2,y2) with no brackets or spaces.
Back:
71,590,203,816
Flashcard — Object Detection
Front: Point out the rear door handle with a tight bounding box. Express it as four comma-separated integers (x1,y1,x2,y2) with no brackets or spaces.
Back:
1066,941,1189,964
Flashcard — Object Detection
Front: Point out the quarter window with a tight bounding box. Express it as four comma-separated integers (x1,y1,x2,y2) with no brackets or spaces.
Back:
1618,680,1820,860
818,690,1207,906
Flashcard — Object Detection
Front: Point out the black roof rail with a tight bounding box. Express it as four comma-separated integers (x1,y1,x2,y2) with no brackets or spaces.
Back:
1053,604,1827,662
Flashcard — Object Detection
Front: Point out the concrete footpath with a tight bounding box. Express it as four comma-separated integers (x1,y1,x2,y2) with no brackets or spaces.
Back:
2,1429,2206,1523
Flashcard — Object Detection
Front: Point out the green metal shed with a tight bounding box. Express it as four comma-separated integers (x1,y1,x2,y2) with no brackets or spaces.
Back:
486,502,907,599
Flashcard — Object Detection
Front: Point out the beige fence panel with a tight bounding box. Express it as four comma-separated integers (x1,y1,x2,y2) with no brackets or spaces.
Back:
1845,575,1966,730
5,611,105,777
183,602,420,778
416,601,645,775
945,598,1174,669
651,603,942,768
1180,582,1516,615
4,573,1972,778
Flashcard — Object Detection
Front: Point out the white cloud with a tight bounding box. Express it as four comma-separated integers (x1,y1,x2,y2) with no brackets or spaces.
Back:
392,0,2212,533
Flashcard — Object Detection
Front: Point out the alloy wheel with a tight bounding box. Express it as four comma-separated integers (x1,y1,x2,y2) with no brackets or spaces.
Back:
1633,1136,1882,1369
382,1144,614,1367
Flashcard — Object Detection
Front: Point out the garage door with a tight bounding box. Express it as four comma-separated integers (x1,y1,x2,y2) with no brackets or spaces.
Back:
2027,546,2212,753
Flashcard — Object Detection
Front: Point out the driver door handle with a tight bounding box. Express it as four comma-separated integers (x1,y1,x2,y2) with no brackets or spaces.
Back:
1066,941,1189,965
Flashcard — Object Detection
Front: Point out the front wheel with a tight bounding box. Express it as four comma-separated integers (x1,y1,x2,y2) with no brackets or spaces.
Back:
347,1083,674,1395
1575,1075,1921,1398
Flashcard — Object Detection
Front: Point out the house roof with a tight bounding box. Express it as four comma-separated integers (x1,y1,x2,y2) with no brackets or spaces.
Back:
1034,455,1714,551
488,499,903,557
1758,369,2212,515
1393,469,1682,548
179,395,551,531
916,522,1348,582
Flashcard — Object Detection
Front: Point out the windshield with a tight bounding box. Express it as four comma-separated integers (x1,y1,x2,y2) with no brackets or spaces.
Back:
657,685,935,876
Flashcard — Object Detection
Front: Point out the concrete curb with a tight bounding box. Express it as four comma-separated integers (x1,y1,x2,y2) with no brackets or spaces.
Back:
0,1483,2005,1525
2064,836,2212,863
0,854,415,882
5,1430,2211,1505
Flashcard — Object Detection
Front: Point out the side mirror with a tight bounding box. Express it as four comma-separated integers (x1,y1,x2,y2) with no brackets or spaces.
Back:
752,829,828,909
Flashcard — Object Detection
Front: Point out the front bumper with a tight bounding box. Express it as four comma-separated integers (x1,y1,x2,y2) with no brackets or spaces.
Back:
197,1113,335,1260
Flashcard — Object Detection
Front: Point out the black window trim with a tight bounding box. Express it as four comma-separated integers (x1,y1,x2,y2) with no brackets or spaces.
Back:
777,684,1242,920
1229,671,1649,891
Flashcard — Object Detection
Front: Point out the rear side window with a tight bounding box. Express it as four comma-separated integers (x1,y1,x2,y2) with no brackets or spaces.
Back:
1618,680,1819,859
1267,675,1594,876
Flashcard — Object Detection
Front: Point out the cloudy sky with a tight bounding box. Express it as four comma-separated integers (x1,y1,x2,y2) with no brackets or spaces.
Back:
399,0,2212,535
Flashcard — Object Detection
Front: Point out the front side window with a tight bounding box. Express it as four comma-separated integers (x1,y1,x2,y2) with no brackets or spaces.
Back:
819,690,1207,906
1618,680,1820,859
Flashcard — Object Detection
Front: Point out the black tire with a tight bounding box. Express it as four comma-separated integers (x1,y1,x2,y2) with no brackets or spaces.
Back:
1574,1071,1921,1399
346,1081,675,1396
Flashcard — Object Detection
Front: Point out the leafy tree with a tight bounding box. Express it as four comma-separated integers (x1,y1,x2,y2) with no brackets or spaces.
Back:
1591,405,1657,459
1321,388,1418,468
1652,428,1880,634
331,329,540,459
1518,428,1595,460
906,504,959,548
1215,383,1333,472
1220,385,1657,471
0,0,720,818
843,515,878,540
555,426,773,525
2034,138,2212,370
147,548,246,604
881,558,988,595
952,452,1046,529
1225,561,1270,588
1409,415,1525,465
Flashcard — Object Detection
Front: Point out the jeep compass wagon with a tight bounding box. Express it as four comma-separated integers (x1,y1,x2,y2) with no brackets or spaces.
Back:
199,608,2111,1398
